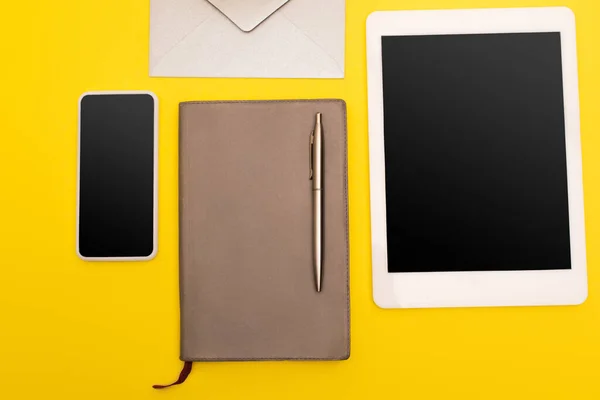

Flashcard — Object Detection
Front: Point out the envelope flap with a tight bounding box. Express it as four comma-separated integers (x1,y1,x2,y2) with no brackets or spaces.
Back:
207,0,290,32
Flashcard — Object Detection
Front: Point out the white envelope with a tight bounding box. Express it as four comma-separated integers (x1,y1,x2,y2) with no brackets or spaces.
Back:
149,0,345,78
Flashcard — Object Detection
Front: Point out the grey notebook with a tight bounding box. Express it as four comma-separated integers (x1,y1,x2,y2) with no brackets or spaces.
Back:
178,100,350,362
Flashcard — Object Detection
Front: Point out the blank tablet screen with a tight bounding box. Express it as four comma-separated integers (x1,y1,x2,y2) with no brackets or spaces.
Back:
381,32,571,273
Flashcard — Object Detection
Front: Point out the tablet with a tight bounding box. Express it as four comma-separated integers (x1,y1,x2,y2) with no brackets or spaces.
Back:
366,7,587,308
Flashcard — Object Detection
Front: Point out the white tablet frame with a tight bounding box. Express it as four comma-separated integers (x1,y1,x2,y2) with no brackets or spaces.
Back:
367,8,587,308
76,91,158,261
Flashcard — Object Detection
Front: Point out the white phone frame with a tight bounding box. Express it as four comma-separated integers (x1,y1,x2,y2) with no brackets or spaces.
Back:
76,91,158,261
367,8,587,308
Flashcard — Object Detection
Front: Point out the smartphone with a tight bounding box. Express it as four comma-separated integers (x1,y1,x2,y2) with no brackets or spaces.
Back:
77,92,158,261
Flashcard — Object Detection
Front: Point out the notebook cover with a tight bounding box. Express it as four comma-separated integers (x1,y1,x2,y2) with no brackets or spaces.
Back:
179,99,350,361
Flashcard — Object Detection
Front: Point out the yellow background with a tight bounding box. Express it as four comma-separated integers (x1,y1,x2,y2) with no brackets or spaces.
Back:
1,0,599,398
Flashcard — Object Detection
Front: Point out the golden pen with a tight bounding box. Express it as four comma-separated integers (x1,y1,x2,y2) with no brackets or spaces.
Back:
309,113,323,292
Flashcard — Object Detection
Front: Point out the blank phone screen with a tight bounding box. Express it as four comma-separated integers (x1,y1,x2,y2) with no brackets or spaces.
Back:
78,94,155,258
381,32,572,273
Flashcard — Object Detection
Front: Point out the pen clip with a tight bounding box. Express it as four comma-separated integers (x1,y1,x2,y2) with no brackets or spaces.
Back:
309,131,314,180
